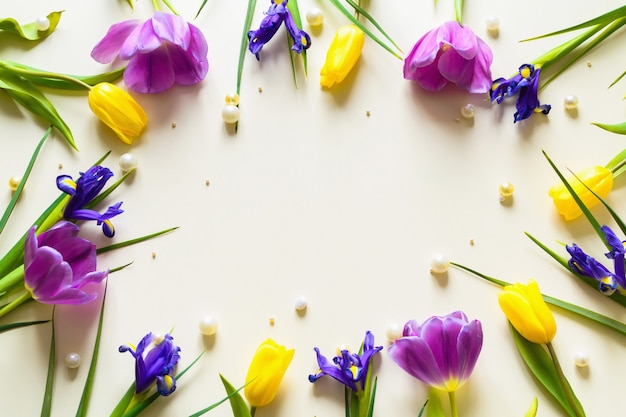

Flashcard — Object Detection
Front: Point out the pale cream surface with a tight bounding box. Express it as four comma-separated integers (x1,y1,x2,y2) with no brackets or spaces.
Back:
1,1,626,416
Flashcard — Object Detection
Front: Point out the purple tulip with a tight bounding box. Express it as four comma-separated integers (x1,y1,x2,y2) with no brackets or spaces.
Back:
24,221,108,304
119,332,181,396
91,11,209,94
404,21,493,93
388,311,483,392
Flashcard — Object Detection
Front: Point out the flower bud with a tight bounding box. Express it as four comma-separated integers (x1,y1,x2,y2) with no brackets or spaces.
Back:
320,25,365,88
548,166,613,221
244,338,294,407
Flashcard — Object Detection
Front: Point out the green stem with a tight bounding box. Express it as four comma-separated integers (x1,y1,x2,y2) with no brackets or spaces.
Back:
448,391,459,417
0,61,92,90
0,291,32,319
454,0,463,25
250,406,256,417
0,265,25,295
546,343,585,417
151,0,161,11
532,24,604,72
355,0,361,20
609,155,626,175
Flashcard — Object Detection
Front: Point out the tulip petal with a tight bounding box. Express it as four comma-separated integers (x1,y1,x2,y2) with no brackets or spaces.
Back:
124,47,176,94
91,19,141,63
389,336,447,389
151,11,190,50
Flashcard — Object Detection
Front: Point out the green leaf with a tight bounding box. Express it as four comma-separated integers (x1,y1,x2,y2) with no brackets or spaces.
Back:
525,397,539,417
238,0,257,95
366,377,377,417
454,0,463,25
96,227,178,255
287,0,307,82
41,314,55,417
326,0,402,60
509,325,578,417
610,69,626,89
0,319,49,333
592,121,626,135
218,374,252,417
0,11,63,40
345,0,402,54
75,282,108,417
195,0,208,19
161,0,180,15
425,387,445,417
0,67,76,150
417,399,428,417
0,126,51,236
532,25,604,72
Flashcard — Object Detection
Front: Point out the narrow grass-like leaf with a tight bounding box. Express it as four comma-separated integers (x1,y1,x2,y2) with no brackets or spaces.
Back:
525,397,539,417
109,384,136,417
610,69,626,89
0,126,51,235
0,319,49,333
345,0,402,54
452,261,626,330
287,0,307,78
344,386,350,417
1,61,125,90
161,0,180,15
593,121,626,135
0,11,63,40
366,377,377,417
75,282,108,417
96,227,178,254
417,399,428,417
218,374,252,417
509,325,578,417
195,0,208,18
238,0,257,95
41,313,55,417
189,379,249,417
326,0,402,60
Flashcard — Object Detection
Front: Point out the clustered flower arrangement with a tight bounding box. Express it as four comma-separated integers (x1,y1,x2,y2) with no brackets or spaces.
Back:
3,0,626,416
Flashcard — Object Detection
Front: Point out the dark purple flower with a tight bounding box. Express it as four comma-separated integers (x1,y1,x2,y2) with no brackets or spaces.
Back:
388,311,483,392
91,11,209,94
403,21,493,93
24,221,108,304
119,332,181,396
57,166,123,238
308,331,382,393
248,0,311,60
566,225,626,295
490,64,551,122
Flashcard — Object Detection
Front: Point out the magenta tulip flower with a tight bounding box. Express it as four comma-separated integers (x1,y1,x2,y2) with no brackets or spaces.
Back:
91,11,209,94
24,221,108,304
388,311,483,393
404,21,493,93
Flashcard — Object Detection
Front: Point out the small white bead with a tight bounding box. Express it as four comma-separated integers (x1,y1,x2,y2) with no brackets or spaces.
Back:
221,104,240,124
386,323,403,342
118,153,138,172
294,296,308,311
65,352,81,369
574,351,589,367
460,104,475,119
35,17,50,31
224,92,240,106
199,316,218,336
563,94,579,110
8,176,21,191
485,17,500,33
430,253,450,273
306,8,324,27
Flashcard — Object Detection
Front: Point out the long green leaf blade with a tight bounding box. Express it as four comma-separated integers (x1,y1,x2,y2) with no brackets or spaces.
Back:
41,314,56,417
0,319,49,333
96,227,178,254
1,61,125,90
0,11,63,40
218,374,252,417
238,0,257,95
344,0,402,53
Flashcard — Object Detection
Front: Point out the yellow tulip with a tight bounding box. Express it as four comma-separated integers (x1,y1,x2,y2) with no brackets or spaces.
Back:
320,25,365,88
498,279,556,344
244,338,294,408
548,166,613,221
88,82,148,144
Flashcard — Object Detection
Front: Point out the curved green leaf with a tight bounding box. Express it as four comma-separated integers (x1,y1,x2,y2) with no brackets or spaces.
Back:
218,374,252,417
0,11,63,40
593,121,626,135
0,319,49,333
1,61,125,90
0,67,76,150
525,397,539,417
345,0,402,53
41,314,55,417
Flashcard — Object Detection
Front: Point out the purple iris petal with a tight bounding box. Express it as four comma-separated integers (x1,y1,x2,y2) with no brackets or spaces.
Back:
308,331,382,393
284,11,311,54
490,64,551,122
119,332,181,396
404,21,493,93
24,221,108,305
91,12,209,94
389,311,483,392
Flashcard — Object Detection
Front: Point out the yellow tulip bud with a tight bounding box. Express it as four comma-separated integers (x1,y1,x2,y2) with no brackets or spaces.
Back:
244,338,294,407
498,279,556,344
320,25,365,88
88,82,148,144
548,166,613,221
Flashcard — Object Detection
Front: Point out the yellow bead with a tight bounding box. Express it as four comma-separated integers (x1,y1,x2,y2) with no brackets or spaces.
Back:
498,181,514,198
224,93,240,105
8,176,21,191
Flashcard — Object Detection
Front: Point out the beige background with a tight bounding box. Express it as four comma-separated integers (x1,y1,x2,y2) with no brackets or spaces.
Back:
2,0,626,415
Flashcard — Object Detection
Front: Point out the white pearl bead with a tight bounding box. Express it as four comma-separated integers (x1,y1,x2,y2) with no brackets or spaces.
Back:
306,8,324,27
294,296,308,311
563,94,579,110
35,17,50,31
224,92,240,106
65,352,81,368
486,17,500,33
8,176,21,191
199,316,218,336
460,104,475,119
386,323,403,342
118,153,138,172
430,253,450,273
574,350,589,367
221,104,240,124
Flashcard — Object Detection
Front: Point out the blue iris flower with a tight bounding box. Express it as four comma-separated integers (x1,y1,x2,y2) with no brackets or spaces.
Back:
308,331,382,393
566,225,626,295
248,0,311,60
119,332,181,396
56,166,124,237
490,64,551,122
